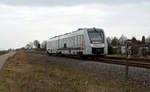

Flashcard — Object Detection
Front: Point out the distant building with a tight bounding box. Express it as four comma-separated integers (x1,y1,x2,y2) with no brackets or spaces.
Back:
121,46,126,55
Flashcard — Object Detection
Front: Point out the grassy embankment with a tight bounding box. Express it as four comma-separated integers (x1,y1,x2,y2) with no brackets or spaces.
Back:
0,50,149,92
0,51,8,56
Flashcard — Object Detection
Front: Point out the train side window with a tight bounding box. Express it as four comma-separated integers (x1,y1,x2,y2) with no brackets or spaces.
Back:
63,38,65,45
81,35,85,49
64,43,67,48
76,36,78,47
60,39,61,48
61,39,63,48
77,35,80,47
70,38,72,47
73,36,75,47
75,36,77,47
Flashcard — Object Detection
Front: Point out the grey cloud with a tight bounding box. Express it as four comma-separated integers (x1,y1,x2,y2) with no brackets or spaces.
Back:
0,0,149,6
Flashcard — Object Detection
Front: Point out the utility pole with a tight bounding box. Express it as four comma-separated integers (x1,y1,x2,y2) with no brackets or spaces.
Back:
125,40,132,81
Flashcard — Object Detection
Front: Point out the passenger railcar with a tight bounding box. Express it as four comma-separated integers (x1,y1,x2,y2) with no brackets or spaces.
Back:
47,28,108,56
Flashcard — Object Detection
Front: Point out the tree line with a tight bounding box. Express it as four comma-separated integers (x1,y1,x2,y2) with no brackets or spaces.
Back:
25,35,150,52
107,35,150,54
107,35,150,47
25,40,47,50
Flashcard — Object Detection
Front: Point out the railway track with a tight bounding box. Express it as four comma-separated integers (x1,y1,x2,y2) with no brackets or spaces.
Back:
29,50,150,69
62,55,150,69
98,57,150,69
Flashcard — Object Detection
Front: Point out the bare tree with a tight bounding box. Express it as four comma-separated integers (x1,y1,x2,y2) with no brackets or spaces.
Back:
107,37,112,45
34,40,40,48
142,36,146,44
131,37,137,43
25,44,32,49
29,42,33,48
107,37,113,54
40,41,47,50
146,36,150,44
111,36,119,47
119,35,127,46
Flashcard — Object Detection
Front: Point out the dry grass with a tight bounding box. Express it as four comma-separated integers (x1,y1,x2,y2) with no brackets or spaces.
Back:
30,50,47,55
0,50,148,92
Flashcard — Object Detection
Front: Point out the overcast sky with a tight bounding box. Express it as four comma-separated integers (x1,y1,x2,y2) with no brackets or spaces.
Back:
0,0,150,50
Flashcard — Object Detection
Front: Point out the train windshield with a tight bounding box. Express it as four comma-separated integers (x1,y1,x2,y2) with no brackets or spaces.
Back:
88,30,104,43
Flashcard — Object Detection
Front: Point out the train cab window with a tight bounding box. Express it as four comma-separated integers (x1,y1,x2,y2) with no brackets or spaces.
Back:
64,43,67,48
88,31,104,43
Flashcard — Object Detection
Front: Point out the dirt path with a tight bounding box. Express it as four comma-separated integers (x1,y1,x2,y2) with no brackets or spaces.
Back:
0,51,16,69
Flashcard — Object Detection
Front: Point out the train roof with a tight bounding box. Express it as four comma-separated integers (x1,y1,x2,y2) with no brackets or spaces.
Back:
49,28,103,40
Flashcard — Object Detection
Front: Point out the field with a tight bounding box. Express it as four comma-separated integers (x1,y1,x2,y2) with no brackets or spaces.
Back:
0,51,8,56
0,50,149,92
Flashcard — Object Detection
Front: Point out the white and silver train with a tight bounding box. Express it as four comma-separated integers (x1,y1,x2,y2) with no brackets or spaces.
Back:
47,28,108,56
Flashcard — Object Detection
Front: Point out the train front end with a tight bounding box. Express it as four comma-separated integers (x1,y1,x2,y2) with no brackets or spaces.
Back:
87,28,108,56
